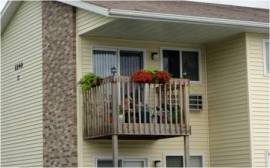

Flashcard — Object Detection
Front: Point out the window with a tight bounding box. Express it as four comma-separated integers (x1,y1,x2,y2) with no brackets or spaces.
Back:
163,50,181,78
182,51,199,81
93,49,144,77
166,156,184,167
165,155,203,168
93,50,118,77
189,95,203,111
162,49,200,81
190,156,203,167
97,159,122,168
264,40,270,75
97,158,146,168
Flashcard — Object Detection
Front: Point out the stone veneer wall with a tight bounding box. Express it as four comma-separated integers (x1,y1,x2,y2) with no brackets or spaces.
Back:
41,1,77,167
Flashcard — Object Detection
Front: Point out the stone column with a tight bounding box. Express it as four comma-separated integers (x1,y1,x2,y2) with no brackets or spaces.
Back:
42,1,77,167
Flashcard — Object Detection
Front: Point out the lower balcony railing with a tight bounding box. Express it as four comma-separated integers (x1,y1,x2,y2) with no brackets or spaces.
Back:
83,76,191,139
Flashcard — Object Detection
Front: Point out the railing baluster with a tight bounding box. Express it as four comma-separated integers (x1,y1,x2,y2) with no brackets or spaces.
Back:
164,83,167,134
121,80,125,134
174,80,178,134
144,83,147,134
132,82,136,134
169,81,172,134
90,88,93,136
154,84,157,134
127,81,131,133
159,84,162,134
148,83,152,134
138,84,141,134
184,81,190,134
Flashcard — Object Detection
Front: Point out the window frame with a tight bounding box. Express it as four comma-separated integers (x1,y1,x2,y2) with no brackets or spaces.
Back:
95,156,148,167
263,39,270,76
92,46,146,76
266,150,270,168
160,47,202,84
163,152,204,167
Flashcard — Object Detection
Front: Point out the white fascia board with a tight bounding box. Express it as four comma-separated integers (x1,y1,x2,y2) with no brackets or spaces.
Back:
57,0,109,16
108,9,269,29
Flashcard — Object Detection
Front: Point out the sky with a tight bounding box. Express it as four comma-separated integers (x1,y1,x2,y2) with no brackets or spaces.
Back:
0,0,269,13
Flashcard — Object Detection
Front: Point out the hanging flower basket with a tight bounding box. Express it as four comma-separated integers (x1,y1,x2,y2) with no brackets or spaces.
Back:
132,70,153,83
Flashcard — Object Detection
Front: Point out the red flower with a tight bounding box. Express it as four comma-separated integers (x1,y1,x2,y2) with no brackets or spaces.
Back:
132,70,153,83
155,71,171,83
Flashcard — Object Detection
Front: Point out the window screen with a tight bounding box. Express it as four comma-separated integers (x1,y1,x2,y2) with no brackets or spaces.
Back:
97,159,122,168
265,41,270,74
122,160,145,167
166,155,203,168
93,50,118,77
166,156,183,167
190,156,203,167
182,51,199,81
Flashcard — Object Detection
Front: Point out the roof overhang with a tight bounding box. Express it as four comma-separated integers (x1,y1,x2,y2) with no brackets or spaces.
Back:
58,0,269,32
1,1,22,34
1,0,269,34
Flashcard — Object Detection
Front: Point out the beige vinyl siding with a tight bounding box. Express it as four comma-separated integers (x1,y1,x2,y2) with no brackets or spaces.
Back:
1,1,43,167
77,9,115,35
76,9,117,166
206,34,251,167
246,33,270,167
76,36,210,167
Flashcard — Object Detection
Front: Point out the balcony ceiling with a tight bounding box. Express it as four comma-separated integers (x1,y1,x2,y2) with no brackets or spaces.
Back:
85,18,267,44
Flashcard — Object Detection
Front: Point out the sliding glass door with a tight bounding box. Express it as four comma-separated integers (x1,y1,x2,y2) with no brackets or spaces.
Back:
120,50,144,76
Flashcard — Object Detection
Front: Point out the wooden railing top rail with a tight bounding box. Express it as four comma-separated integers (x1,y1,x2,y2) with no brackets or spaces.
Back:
96,75,190,86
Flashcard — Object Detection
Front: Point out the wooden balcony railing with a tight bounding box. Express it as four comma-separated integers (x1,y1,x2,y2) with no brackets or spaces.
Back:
83,76,191,139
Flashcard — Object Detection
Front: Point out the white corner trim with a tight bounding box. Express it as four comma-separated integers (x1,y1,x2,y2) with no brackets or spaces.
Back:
57,0,109,16
108,9,269,29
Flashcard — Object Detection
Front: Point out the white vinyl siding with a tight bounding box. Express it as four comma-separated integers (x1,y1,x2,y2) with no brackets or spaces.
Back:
246,33,270,167
206,34,251,167
1,1,43,167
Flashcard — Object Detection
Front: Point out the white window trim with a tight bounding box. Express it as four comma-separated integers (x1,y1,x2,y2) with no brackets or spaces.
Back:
263,39,270,76
95,156,149,167
92,45,147,75
163,151,205,167
160,47,203,84
266,150,270,168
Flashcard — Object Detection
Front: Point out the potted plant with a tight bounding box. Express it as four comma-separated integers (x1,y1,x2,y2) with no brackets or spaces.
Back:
79,73,103,91
131,70,153,83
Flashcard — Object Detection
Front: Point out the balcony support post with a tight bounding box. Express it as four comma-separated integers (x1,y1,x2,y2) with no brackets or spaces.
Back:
184,135,190,167
112,134,118,167
112,73,119,167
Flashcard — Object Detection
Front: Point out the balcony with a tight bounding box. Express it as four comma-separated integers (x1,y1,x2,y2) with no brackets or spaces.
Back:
83,76,191,140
